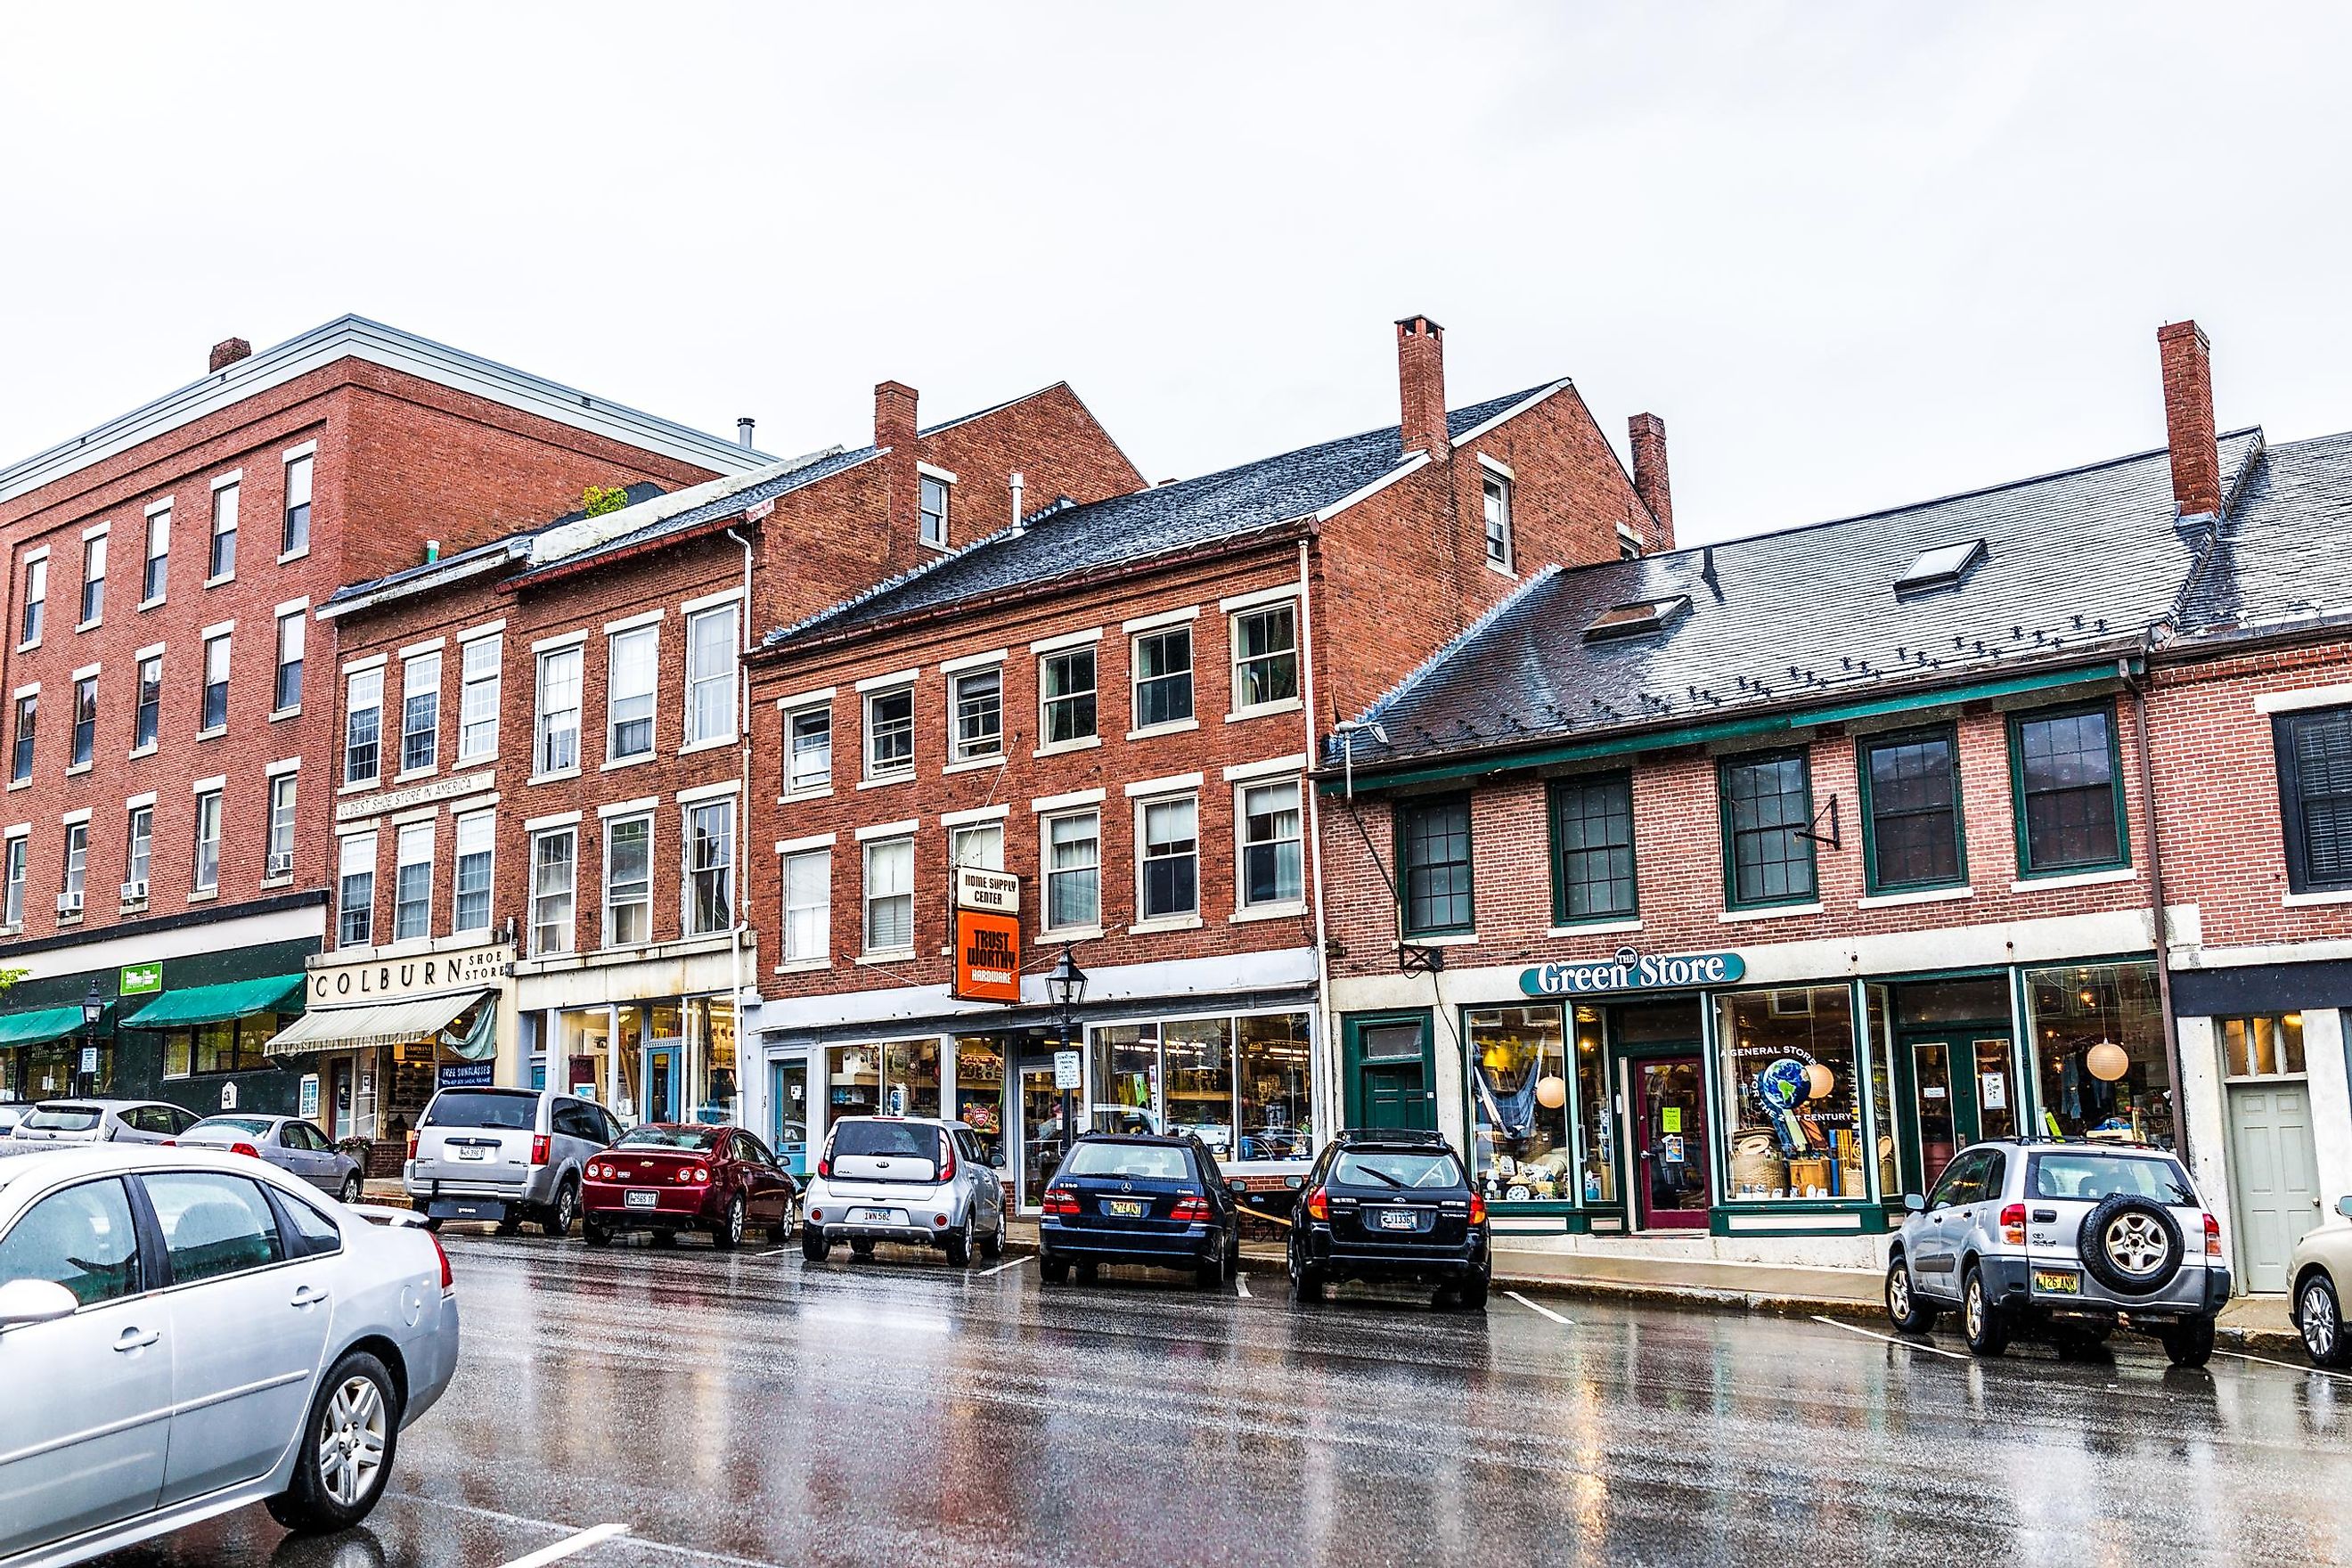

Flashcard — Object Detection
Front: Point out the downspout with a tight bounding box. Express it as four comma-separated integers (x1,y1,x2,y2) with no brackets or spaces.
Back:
2125,649,2189,1163
728,527,755,1129
1297,539,1334,1150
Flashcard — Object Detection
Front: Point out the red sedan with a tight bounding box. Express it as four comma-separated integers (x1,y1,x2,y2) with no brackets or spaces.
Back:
581,1123,800,1250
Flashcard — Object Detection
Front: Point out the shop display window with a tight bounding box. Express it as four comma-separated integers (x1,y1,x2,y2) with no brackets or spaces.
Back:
1717,985,1865,1202
1864,986,1899,1197
167,1013,280,1079
2025,960,2170,1147
883,1037,942,1118
1237,1014,1311,1162
1571,1007,1615,1205
1090,1025,1161,1132
559,1008,617,1107
1466,1005,1571,1201
1163,1017,1235,1155
690,998,739,1123
953,1036,1006,1153
1083,1011,1317,1159
827,1044,882,1121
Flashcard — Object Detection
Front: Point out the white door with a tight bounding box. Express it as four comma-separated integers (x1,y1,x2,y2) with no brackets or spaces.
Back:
2228,1082,2322,1294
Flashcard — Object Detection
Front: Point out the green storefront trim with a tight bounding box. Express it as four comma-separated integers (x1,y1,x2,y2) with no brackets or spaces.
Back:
1709,1202,1894,1238
120,973,306,1030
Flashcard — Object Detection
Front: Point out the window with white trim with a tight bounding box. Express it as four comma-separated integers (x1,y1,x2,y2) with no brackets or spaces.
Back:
608,625,657,762
18,557,43,646
282,453,313,557
338,832,376,946
127,805,153,890
1239,780,1304,908
1132,625,1194,729
8,694,30,784
62,821,87,904
79,533,105,626
786,704,831,795
266,774,296,874
143,510,168,603
1138,794,1199,920
394,821,433,940
783,848,829,962
70,675,95,767
1231,602,1298,712
1482,470,1513,568
135,655,160,750
864,687,914,780
2,837,24,927
344,667,382,787
400,652,439,773
459,635,502,762
862,836,914,952
453,810,494,935
200,632,230,732
950,821,1004,871
603,813,652,947
684,603,738,747
535,646,582,775
1041,647,1097,745
531,828,577,955
1044,810,1099,932
192,788,222,894
684,798,734,936
209,480,238,580
951,667,1002,762
919,475,951,549
274,609,305,713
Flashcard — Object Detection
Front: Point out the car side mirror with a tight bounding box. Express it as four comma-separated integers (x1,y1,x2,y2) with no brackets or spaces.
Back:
2337,1195,2352,1220
1903,1193,1926,1213
0,1278,79,1331
988,1148,1007,1170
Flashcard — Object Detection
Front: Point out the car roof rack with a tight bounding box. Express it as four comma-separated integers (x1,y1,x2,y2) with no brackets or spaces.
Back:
1335,1127,1450,1146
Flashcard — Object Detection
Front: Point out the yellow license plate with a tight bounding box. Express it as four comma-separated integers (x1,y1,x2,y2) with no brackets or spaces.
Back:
2033,1268,2080,1294
1106,1199,1146,1218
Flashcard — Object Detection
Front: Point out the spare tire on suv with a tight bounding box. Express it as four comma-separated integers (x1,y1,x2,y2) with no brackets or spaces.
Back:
2078,1192,2185,1295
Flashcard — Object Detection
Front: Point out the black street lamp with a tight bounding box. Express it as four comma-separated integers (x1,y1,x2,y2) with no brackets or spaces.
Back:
78,981,104,1098
1045,946,1087,1156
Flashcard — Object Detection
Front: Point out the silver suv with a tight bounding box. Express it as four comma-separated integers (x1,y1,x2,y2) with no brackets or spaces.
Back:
1886,1138,2229,1367
801,1116,1007,1267
404,1086,621,1237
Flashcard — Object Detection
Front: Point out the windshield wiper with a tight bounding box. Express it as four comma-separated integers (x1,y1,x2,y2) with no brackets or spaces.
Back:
1353,1165,1407,1188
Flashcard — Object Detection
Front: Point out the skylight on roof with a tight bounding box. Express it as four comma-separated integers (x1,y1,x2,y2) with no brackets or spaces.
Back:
1895,538,1988,597
1582,595,1690,641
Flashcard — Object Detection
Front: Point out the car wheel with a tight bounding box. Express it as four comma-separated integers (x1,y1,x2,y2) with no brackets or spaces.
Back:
583,1216,613,1248
1040,1253,1071,1285
980,1205,1007,1261
649,1228,677,1249
1455,1270,1490,1311
339,1173,363,1205
2301,1274,2352,1368
1885,1256,1939,1334
768,1196,799,1245
1194,1250,1224,1290
494,1207,525,1237
1962,1265,2008,1357
542,1181,577,1238
1290,1247,1325,1303
802,1227,831,1263
1224,1230,1241,1284
419,1216,442,1234
1076,1260,1098,1284
850,1237,877,1257
2161,1314,2217,1369
265,1351,401,1534
712,1195,746,1252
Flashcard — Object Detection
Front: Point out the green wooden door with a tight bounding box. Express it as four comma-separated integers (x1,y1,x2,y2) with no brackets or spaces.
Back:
1344,1015,1435,1132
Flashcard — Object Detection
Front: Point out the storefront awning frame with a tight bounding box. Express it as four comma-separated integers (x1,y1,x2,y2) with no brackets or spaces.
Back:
118,973,307,1031
265,990,489,1056
0,1006,89,1049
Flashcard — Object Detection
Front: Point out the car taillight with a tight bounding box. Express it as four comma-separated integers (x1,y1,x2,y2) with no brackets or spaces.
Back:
1172,1196,1213,1221
2205,1212,2223,1258
1468,1194,1488,1226
530,1135,550,1166
817,1156,830,1180
1041,1188,1080,1216
429,1229,453,1292
2000,1203,2026,1245
938,1134,956,1183
1305,1188,1329,1222
406,1131,419,1162
687,1165,709,1184
230,1142,261,1160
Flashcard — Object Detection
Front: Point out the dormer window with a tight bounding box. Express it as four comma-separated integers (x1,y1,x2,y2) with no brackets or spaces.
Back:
1583,595,1690,641
919,473,951,550
1895,539,1987,598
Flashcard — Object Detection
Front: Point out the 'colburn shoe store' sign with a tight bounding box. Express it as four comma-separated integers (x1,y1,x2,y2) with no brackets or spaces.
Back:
1520,947,1746,999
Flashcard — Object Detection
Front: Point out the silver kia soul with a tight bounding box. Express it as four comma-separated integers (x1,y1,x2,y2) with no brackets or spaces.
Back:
801,1116,1008,1266
1885,1138,2230,1367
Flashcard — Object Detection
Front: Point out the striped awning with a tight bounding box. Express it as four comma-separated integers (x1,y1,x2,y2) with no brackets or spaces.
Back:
265,991,487,1055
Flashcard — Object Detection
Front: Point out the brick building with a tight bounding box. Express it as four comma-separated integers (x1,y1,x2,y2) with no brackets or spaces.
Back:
1312,319,2350,1294
739,317,1668,1205
0,318,766,1133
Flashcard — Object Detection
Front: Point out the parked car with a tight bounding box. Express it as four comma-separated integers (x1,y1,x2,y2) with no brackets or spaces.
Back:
800,1115,1007,1266
403,1086,621,1237
173,1115,366,1204
1037,1131,1239,1288
1885,1138,2229,1367
0,1141,459,1562
2289,1195,2352,1367
0,1104,26,1138
1288,1129,1491,1309
7,1099,202,1147
582,1123,800,1249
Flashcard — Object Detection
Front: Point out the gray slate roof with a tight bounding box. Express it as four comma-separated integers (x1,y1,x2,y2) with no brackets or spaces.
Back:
769,384,1558,647
510,445,878,584
1339,429,2268,772
2176,429,2352,641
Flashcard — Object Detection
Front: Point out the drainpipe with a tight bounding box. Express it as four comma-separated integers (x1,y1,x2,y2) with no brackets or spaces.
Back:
1297,540,1335,1150
2126,652,2189,1164
728,527,755,1130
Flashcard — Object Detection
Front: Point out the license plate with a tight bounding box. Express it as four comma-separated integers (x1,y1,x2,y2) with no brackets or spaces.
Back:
2033,1268,2081,1294
1106,1198,1147,1219
849,1207,901,1225
624,1189,658,1209
454,1146,486,1161
1378,1209,1420,1230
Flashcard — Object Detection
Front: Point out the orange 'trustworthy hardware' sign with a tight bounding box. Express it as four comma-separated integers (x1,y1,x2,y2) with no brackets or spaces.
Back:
953,908,1022,1003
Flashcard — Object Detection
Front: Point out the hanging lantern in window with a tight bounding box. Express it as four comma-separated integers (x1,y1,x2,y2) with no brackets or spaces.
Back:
1804,1062,1835,1101
2086,1040,2129,1082
1535,1074,1568,1110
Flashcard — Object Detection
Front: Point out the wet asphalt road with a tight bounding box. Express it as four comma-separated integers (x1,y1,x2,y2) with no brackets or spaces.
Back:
88,1230,2352,1568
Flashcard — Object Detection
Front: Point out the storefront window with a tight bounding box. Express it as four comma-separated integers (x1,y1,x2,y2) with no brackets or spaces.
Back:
1467,1005,1571,1200
1090,1025,1161,1132
1571,1006,1615,1205
1237,1014,1311,1162
883,1038,942,1118
2025,960,2170,1147
1164,1017,1235,1155
1717,985,1865,1202
559,1008,616,1107
169,1014,279,1077
1864,985,1899,1199
690,998,739,1123
954,1036,1006,1155
827,1044,881,1121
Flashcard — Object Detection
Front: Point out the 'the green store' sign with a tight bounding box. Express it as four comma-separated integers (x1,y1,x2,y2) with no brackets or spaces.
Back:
118,962,163,997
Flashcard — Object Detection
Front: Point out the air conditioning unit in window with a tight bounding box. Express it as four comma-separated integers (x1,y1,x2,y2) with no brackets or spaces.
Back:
266,851,294,878
55,891,83,916
120,879,149,903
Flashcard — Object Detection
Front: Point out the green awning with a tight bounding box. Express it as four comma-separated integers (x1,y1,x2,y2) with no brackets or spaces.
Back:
118,973,306,1031
0,1006,86,1049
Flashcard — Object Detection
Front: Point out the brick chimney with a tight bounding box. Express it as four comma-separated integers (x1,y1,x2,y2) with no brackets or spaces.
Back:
1395,314,1448,459
2158,320,2221,519
208,337,251,372
1628,412,1674,548
875,380,920,558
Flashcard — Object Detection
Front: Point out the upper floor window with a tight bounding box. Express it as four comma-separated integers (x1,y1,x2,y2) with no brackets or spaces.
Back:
338,831,376,947
531,828,577,955
785,703,831,795
453,811,494,934
458,633,502,763
1133,625,1194,731
1,836,21,927
393,821,433,939
1482,470,1513,568
1721,751,1817,908
78,532,105,626
61,820,88,904
919,475,951,549
400,653,440,774
2010,703,2126,876
1231,602,1298,715
608,625,657,763
862,837,914,953
1040,647,1097,747
127,804,153,891
192,788,223,894
950,667,1002,763
534,645,583,776
950,821,1004,872
864,686,914,780
782,848,829,963
274,609,305,714
1398,795,1473,936
684,799,734,935
1044,810,1100,932
683,603,738,748
208,480,238,582
282,452,313,558
135,655,161,751
604,813,652,947
18,556,45,646
1137,794,1199,921
1239,780,1303,909
200,632,231,733
1860,727,1964,893
10,693,34,784
2274,704,2352,894
1549,771,1636,924
266,772,297,876
143,510,168,604
344,667,383,787
70,674,95,766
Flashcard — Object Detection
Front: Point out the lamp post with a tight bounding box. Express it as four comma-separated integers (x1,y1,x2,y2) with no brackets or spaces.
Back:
1045,946,1087,1158
78,981,104,1098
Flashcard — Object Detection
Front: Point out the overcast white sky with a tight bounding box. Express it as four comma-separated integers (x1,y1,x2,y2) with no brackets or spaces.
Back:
5,4,2350,544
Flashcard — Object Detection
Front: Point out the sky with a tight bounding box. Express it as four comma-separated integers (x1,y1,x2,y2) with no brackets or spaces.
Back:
5,3,2352,546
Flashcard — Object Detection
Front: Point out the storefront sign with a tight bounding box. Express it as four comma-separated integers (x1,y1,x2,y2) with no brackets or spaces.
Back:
298,1074,320,1120
952,908,1021,1004
438,1062,495,1089
118,961,163,997
334,768,496,823
954,867,1020,915
1519,947,1746,999
308,942,513,1005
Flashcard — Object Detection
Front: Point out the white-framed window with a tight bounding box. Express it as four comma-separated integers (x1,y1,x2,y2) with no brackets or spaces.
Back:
18,555,44,647
1043,809,1100,932
535,645,583,775
2,836,25,927
1230,602,1299,713
1040,647,1097,746
684,603,738,747
950,821,1004,871
1238,780,1304,909
603,813,652,947
282,452,314,557
684,798,734,935
531,827,577,955
394,820,433,940
864,686,914,780
274,609,305,713
1132,625,1194,730
135,654,161,751
266,773,297,873
126,804,153,889
782,848,829,963
400,652,440,773
200,631,231,732
62,820,88,902
70,674,95,767
142,510,168,604
9,691,32,785
192,788,222,894
785,704,831,795
338,831,376,946
208,480,238,581
608,625,657,762
344,666,383,787
1482,470,1513,568
459,634,502,762
1138,794,1199,920
78,532,105,627
862,836,914,953
950,667,1003,762
919,474,951,549
453,810,494,934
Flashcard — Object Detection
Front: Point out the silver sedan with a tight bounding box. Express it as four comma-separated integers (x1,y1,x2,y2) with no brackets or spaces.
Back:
175,1115,366,1205
0,1143,460,1564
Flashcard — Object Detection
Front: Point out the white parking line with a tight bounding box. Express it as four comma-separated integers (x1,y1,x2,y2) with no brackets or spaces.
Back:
498,1523,630,1568
755,1248,789,1258
1235,1273,1253,1299
2215,1348,2352,1384
1506,1290,1571,1326
1809,1314,1973,1360
975,1255,1028,1277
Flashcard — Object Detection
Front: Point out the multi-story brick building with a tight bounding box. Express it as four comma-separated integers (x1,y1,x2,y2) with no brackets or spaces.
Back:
739,317,1669,1205
0,317,766,1131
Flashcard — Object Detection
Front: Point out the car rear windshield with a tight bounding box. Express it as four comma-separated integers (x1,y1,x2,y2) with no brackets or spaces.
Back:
1066,1141,1193,1180
1334,1150,1463,1190
189,1116,274,1137
2030,1152,2197,1205
617,1126,722,1152
829,1121,940,1160
24,1106,102,1131
422,1090,538,1131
